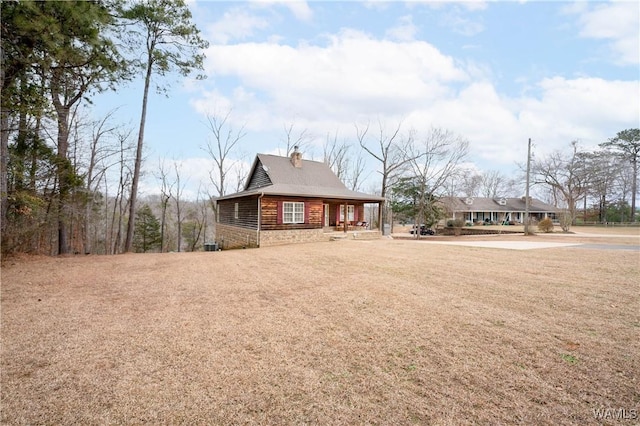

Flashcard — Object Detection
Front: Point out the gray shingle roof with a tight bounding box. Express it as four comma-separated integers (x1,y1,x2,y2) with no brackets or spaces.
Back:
216,154,384,202
441,197,557,213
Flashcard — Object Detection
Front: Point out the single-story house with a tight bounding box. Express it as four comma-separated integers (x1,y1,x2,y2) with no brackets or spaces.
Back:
214,148,384,249
440,196,558,224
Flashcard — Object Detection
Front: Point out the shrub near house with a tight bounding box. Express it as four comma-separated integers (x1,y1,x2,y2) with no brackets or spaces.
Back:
538,217,554,233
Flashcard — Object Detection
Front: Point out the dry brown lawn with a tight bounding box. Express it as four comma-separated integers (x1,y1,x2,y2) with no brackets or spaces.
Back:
2,232,639,425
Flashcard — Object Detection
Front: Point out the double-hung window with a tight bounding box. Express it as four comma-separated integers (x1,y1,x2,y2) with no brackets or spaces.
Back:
283,202,305,223
340,205,355,222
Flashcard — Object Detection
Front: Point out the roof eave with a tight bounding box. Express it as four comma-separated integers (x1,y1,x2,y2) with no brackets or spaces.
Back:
216,188,383,203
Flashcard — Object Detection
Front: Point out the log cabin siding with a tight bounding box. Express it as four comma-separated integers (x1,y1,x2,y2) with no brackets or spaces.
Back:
217,195,259,229
246,160,272,190
261,196,323,231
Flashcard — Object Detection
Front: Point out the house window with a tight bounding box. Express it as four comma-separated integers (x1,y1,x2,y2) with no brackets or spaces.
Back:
234,202,239,219
340,205,355,222
283,202,304,223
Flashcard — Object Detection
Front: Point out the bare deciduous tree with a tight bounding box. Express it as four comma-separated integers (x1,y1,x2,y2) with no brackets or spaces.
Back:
600,128,640,222
155,159,174,252
323,130,349,180
203,109,246,244
233,157,249,193
357,119,414,229
83,110,124,254
183,195,207,252
532,141,588,231
480,170,509,198
110,128,134,254
282,122,313,157
459,169,482,197
122,0,209,253
345,149,368,192
172,161,187,252
408,127,469,236
204,110,246,198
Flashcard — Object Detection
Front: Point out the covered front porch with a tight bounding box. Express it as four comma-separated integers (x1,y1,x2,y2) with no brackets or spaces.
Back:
458,210,557,225
320,199,380,233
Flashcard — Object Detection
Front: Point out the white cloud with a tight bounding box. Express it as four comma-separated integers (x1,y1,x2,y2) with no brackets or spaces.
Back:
440,11,484,36
363,1,391,12
195,29,638,171
203,30,468,125
205,1,312,45
385,15,418,41
285,1,313,21
207,8,270,44
410,2,485,35
413,0,488,12
459,0,488,12
405,82,523,164
250,0,313,21
569,1,640,65
517,77,639,147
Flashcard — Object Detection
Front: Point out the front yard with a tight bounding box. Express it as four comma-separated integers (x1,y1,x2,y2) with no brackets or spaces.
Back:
2,234,638,424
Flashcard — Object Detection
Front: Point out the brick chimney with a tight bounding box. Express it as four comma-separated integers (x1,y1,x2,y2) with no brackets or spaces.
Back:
290,145,302,168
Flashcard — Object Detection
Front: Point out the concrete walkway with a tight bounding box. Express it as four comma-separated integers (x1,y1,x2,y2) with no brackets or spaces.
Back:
390,229,639,251
412,240,582,250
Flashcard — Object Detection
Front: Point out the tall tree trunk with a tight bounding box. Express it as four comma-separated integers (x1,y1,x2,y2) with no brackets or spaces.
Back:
631,158,637,222
50,67,83,255
55,106,70,255
0,41,7,242
125,59,153,253
28,115,43,192
14,78,29,191
160,198,168,252
0,107,8,241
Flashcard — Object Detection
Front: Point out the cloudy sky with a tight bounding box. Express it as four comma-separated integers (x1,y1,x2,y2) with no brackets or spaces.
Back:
94,0,639,199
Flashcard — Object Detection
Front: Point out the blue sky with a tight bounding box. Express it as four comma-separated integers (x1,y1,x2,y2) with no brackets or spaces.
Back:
93,0,640,199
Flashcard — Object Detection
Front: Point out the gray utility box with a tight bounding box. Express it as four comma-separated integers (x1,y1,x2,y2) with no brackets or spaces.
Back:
204,243,219,251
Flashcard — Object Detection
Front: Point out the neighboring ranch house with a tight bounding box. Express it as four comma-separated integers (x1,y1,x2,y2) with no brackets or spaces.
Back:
214,149,384,249
441,196,558,225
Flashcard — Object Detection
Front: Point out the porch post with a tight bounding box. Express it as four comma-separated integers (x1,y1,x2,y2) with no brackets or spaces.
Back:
343,201,348,233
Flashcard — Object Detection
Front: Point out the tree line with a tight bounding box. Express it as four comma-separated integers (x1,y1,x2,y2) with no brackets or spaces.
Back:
385,129,639,232
2,1,637,255
1,0,207,255
530,130,639,230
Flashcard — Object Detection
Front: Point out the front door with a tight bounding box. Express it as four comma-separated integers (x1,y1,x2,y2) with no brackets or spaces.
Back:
324,204,329,226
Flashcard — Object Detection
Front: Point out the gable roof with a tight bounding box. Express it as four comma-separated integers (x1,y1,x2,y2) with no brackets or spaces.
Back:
441,197,557,213
216,153,384,202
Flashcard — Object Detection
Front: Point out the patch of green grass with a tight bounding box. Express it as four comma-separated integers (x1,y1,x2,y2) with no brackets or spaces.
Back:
561,354,579,365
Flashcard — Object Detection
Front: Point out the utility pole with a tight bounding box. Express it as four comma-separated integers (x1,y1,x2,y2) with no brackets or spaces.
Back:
524,138,531,235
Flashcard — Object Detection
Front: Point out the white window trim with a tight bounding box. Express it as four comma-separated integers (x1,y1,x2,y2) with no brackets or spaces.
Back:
234,202,239,219
283,201,305,224
340,205,355,222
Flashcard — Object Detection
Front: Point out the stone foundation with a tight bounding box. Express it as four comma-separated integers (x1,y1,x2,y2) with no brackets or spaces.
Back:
215,224,258,250
215,224,382,249
259,228,327,247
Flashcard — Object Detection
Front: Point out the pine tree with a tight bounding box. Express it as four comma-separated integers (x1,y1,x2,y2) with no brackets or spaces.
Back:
600,129,640,222
120,0,209,252
133,204,161,253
